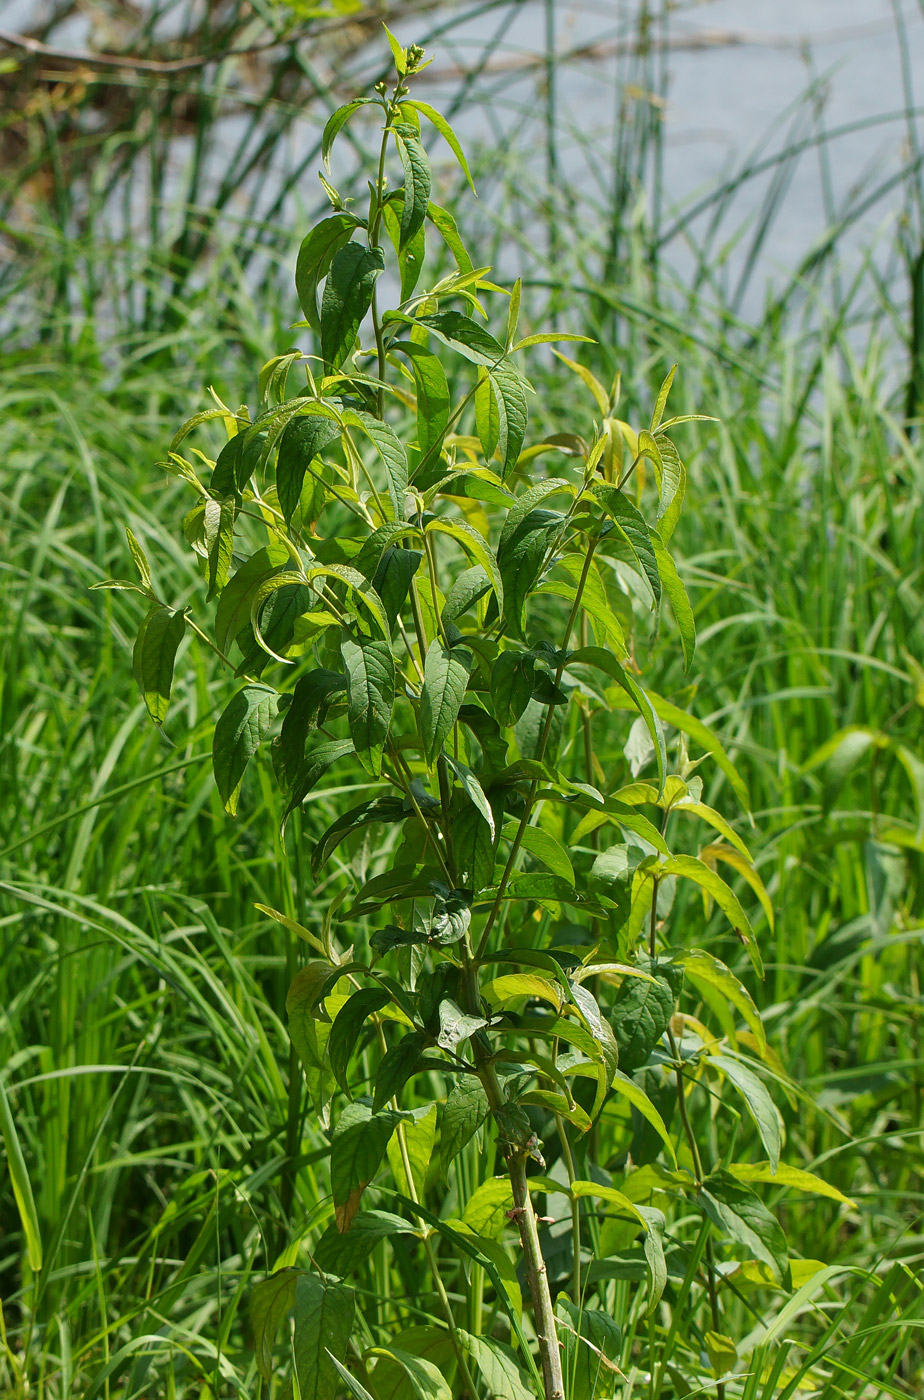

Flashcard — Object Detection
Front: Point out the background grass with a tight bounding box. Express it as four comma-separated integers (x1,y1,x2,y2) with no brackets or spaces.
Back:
1,2,923,1396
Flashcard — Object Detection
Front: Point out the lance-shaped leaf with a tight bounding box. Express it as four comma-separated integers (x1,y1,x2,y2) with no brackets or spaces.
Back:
321,98,373,171
425,518,503,615
133,604,186,725
711,1053,781,1172
284,738,355,822
668,948,766,1052
651,530,695,671
312,794,405,876
341,634,395,777
295,212,364,330
276,413,341,523
609,1069,678,1163
353,521,423,581
250,1269,299,1382
441,1077,490,1175
330,1104,405,1231
314,1211,418,1276
727,1161,856,1207
321,243,384,371
452,800,495,891
392,341,450,457
293,1273,355,1400
497,508,561,638
486,360,530,478
204,497,235,601
276,669,347,789
592,483,661,604
418,311,506,366
437,998,487,1051
419,640,472,765
426,201,475,275
329,988,391,1092
659,854,761,976
491,651,535,726
610,960,683,1072
566,646,666,792
373,546,422,630
341,409,408,521
215,543,289,653
698,1170,790,1284
393,123,431,249
373,1032,427,1111
407,99,477,192
212,683,277,815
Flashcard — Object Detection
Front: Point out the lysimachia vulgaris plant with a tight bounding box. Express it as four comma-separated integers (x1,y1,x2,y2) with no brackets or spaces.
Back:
103,31,847,1400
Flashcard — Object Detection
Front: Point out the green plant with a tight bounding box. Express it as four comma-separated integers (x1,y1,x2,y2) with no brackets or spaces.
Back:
94,33,863,1400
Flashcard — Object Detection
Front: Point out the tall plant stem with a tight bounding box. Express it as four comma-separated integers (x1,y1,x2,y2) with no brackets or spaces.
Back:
378,1021,481,1400
666,1021,725,1400
509,1152,566,1400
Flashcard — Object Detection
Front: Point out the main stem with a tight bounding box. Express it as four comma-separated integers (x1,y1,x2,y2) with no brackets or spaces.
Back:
460,953,565,1400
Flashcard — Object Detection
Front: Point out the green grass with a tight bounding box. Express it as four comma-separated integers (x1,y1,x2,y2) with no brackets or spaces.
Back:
2,2,924,1395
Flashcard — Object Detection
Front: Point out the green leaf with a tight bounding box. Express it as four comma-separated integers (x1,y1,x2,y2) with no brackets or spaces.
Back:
374,546,422,629
276,669,347,789
499,478,572,549
284,738,356,822
407,100,476,193
204,497,235,602
452,801,495,891
277,413,341,524
649,364,677,432
329,988,391,1092
215,544,289,654
491,651,535,727
426,202,474,276
312,794,405,876
459,1333,533,1400
698,1170,790,1284
419,640,472,765
556,1297,624,1400
704,1332,737,1380
304,563,389,637
566,647,666,792
369,1347,452,1400
418,311,506,366
374,1032,427,1112
728,1161,856,1207
610,1070,677,1164
651,531,695,671
497,508,561,638
610,961,682,1072
326,1354,376,1400
0,1075,43,1271
516,825,574,883
293,1273,355,1400
321,242,384,372
250,1268,299,1381
658,854,760,976
669,948,766,1052
475,366,499,461
212,683,277,815
315,1211,417,1277
330,1104,405,1232
342,409,409,521
341,634,395,778
322,99,373,172
461,1177,514,1240
125,526,152,589
132,605,186,726
437,998,487,1051
711,1053,780,1172
394,125,431,250
592,483,660,604
296,213,364,330
392,342,450,457
387,1103,437,1199
440,1077,489,1175
486,361,530,478
425,518,503,616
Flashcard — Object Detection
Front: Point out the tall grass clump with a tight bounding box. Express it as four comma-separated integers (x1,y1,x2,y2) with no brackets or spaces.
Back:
1,4,923,1398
